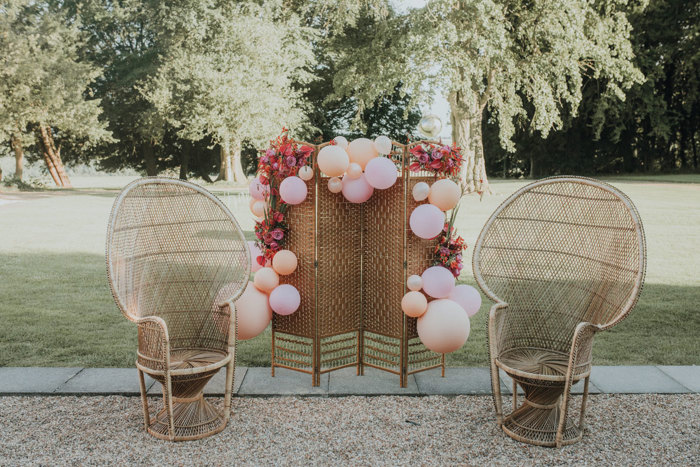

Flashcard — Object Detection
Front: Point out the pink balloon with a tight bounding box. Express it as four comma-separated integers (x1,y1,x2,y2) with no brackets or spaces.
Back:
249,176,269,201
417,299,470,354
234,281,272,340
448,284,482,317
421,266,455,298
269,284,301,316
279,176,307,205
248,241,263,273
364,157,398,189
409,204,445,239
341,173,374,203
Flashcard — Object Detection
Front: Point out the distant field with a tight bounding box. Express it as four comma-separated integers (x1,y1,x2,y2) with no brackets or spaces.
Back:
1,170,698,368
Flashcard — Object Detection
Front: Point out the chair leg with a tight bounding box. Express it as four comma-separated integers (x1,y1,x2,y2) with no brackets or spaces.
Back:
137,369,150,431
512,380,518,411
164,372,175,441
490,361,503,427
555,372,574,447
224,359,235,421
579,376,590,432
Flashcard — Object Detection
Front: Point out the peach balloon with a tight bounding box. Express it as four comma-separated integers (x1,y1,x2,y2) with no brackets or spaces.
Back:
234,281,272,340
346,162,362,179
248,241,263,273
448,284,482,317
298,165,314,181
417,299,470,354
269,284,301,316
333,135,349,149
409,204,445,239
347,138,378,169
364,157,398,189
317,145,349,177
428,178,461,211
402,291,428,318
253,267,279,293
407,274,423,291
421,266,455,298
251,200,266,218
249,176,269,201
412,182,430,201
341,174,374,203
328,177,343,193
279,176,307,205
272,249,298,275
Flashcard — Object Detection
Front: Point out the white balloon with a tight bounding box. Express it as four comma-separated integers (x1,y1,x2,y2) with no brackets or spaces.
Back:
412,182,430,201
333,136,349,149
298,165,314,181
407,275,423,291
374,135,392,155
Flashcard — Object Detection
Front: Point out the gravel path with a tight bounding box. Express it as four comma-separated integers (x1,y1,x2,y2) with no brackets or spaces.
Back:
1,394,698,465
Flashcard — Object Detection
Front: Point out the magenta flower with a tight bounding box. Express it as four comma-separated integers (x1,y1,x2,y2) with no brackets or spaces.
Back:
271,229,284,241
419,154,429,163
431,150,442,160
263,232,273,243
285,156,296,167
270,241,280,251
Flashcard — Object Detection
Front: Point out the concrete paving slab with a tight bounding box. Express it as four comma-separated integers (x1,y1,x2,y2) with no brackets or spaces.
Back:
415,367,495,395
657,366,700,393
55,368,156,395
591,366,689,394
147,367,246,395
499,372,601,395
239,367,329,396
329,366,419,395
0,367,82,394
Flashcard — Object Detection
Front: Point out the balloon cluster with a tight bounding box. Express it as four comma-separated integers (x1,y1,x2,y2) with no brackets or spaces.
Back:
317,135,398,202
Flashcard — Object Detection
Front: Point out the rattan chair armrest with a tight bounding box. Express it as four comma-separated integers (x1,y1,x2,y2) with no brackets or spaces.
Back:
217,299,238,349
488,302,509,356
565,321,603,376
135,316,170,372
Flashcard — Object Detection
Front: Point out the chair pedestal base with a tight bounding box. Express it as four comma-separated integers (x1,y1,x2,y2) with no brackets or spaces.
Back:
148,395,227,441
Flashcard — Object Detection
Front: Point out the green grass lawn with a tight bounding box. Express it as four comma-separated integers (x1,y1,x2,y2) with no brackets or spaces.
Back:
1,174,698,367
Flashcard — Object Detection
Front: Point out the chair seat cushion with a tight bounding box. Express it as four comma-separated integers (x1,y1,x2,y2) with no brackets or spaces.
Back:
496,347,585,381
169,349,228,371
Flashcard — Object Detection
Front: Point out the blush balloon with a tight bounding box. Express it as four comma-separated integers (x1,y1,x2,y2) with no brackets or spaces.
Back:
269,284,301,316
298,166,314,181
272,249,298,276
374,135,392,155
346,162,362,179
407,274,423,291
251,200,266,218
409,204,445,239
402,291,428,318
249,176,269,201
279,176,307,205
421,266,456,298
448,284,482,317
247,241,263,273
364,157,398,189
328,177,343,193
347,138,378,170
428,178,461,211
333,135,349,149
317,145,349,177
417,299,470,354
234,281,272,340
341,174,374,203
412,182,430,202
253,267,279,293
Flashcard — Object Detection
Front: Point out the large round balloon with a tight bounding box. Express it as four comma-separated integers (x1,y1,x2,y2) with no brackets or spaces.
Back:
346,162,362,180
298,165,314,181
412,182,430,202
248,241,264,273
428,179,461,211
407,274,423,291
409,204,445,239
279,176,307,205
249,176,269,201
364,157,398,189
417,299,470,353
421,266,455,298
347,138,378,170
401,291,428,318
253,267,279,293
333,135,349,149
317,145,349,177
234,281,272,340
341,174,374,203
374,135,392,155
269,284,301,316
272,249,298,276
448,284,482,317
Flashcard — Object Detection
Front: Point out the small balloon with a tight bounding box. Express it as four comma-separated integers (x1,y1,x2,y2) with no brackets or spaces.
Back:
249,176,269,201
269,284,301,316
317,145,350,177
251,200,266,218
253,267,279,293
247,241,263,273
402,291,428,318
421,266,456,298
333,136,349,149
428,178,461,211
417,114,443,139
298,165,314,181
448,284,482,317
346,162,362,179
234,281,272,340
407,275,423,291
409,204,445,239
412,182,430,202
374,135,392,155
279,176,307,205
417,299,470,354
341,173,374,203
272,249,298,276
347,138,378,170
364,157,398,189
328,177,343,193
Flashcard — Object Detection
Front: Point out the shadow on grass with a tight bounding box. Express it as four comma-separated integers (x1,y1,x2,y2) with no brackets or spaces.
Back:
1,251,697,367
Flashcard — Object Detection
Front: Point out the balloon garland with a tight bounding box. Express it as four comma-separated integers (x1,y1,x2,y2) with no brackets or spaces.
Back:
237,130,482,353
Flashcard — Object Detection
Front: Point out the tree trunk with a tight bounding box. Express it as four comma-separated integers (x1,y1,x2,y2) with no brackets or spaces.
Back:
218,142,233,182
143,142,158,176
10,133,24,180
179,142,189,180
217,140,246,183
38,125,72,187
449,90,491,195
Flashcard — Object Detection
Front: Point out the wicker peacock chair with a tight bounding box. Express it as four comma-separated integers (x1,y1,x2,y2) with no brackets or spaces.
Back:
473,176,646,447
106,178,250,441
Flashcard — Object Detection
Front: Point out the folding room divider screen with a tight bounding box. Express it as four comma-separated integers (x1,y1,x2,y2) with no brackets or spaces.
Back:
271,141,445,387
